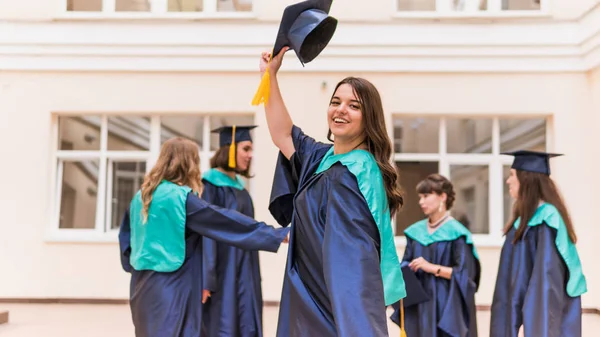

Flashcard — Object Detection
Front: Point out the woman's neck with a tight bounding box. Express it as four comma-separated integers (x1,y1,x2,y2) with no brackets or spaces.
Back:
217,167,236,180
333,137,366,155
428,211,447,226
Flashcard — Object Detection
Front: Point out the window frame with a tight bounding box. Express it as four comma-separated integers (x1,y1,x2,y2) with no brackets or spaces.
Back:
105,157,148,233
48,114,253,243
59,0,256,19
391,115,551,248
393,0,551,19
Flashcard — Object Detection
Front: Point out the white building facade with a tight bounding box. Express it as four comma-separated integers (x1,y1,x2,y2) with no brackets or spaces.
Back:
1,0,599,311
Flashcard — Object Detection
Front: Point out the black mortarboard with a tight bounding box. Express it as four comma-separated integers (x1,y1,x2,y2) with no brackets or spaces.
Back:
272,0,337,65
211,125,257,148
401,265,430,307
501,150,563,175
251,0,337,106
210,125,257,168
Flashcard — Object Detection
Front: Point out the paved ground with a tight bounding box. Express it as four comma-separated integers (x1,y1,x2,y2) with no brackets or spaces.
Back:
0,303,598,336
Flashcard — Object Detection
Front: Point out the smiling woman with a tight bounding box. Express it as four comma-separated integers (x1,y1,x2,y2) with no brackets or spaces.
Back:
328,84,363,142
325,77,405,217
258,46,407,335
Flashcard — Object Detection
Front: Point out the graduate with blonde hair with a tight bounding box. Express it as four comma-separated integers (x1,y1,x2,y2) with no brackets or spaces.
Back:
118,137,289,337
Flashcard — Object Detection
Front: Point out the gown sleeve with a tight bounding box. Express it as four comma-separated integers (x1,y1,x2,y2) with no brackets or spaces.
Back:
118,208,132,273
186,193,289,253
437,237,480,337
269,125,331,227
402,237,415,264
322,167,389,337
200,183,222,293
490,232,514,337
522,224,570,337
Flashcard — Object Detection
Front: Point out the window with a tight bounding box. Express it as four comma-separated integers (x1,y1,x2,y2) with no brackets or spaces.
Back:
108,161,146,230
392,116,547,244
66,0,253,14
52,114,254,240
395,0,544,15
450,165,489,234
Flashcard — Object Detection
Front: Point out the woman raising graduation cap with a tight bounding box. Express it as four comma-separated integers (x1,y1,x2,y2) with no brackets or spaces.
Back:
254,1,407,336
200,125,268,337
490,150,587,337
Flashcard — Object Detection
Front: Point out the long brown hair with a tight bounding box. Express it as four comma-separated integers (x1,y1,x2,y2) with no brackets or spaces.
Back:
504,170,577,243
140,137,203,223
327,77,404,217
209,144,253,179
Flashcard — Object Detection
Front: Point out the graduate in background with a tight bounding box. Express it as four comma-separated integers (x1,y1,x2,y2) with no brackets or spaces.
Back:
490,150,587,337
390,174,480,337
118,137,289,337
201,125,266,337
257,2,407,332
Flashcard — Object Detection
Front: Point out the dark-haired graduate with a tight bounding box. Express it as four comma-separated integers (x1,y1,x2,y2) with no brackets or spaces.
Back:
390,174,480,337
201,125,267,337
490,150,587,337
118,137,289,337
255,1,407,335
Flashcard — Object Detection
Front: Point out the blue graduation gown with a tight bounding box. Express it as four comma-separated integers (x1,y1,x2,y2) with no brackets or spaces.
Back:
389,221,480,337
118,192,289,337
269,125,395,337
201,180,264,337
490,203,586,337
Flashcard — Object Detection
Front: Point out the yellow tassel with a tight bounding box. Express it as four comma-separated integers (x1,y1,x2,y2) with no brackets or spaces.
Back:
251,49,274,106
228,125,236,168
251,67,271,106
400,299,407,337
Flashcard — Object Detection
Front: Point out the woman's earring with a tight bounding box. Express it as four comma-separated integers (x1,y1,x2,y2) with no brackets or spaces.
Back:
438,202,443,212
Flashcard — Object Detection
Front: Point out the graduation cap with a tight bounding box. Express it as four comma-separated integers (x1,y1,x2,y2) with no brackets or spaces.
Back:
401,265,430,307
251,0,338,106
211,125,257,169
501,150,563,175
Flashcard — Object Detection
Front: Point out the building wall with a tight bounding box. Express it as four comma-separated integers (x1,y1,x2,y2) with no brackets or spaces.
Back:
0,70,598,309
0,0,596,20
585,65,600,307
1,0,599,314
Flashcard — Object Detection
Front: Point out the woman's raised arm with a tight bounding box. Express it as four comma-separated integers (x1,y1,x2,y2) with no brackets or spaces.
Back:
260,48,295,160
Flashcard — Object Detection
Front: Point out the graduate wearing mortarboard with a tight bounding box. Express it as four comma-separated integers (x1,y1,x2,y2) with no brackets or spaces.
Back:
117,137,289,337
253,1,407,336
200,125,269,337
389,174,481,337
490,150,587,337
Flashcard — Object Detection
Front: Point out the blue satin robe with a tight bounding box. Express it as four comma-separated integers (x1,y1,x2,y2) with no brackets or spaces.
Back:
490,224,582,337
269,125,391,337
118,192,289,337
390,236,480,337
201,180,264,337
